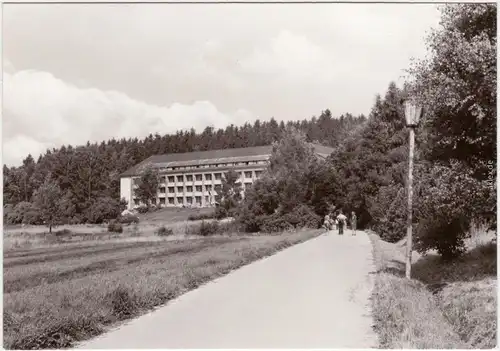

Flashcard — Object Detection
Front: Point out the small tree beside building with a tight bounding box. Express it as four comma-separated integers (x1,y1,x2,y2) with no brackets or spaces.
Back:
215,170,242,218
134,166,160,210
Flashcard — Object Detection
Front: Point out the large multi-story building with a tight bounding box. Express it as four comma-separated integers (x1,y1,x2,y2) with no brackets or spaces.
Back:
120,144,334,209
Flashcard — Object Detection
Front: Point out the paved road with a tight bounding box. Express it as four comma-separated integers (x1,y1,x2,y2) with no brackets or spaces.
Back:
77,231,378,349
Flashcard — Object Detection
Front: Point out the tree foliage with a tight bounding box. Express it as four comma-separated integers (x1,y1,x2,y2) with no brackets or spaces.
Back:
32,175,63,233
134,166,159,209
407,4,496,180
6,201,42,225
214,170,242,218
86,197,128,224
236,174,281,232
268,127,319,213
236,127,324,232
414,162,495,259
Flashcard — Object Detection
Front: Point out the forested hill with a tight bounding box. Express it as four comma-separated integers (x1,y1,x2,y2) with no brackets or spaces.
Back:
3,110,366,221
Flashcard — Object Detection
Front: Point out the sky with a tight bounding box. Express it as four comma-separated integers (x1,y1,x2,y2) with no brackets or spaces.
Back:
2,3,442,167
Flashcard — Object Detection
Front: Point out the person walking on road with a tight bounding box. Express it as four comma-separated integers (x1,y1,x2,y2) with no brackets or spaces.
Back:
336,210,347,235
333,211,339,231
323,213,333,231
351,211,357,236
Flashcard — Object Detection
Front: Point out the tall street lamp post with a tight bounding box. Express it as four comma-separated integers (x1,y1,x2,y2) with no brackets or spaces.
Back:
403,99,423,279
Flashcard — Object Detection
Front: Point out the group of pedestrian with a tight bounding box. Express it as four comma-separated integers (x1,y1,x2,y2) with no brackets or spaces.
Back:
323,209,357,236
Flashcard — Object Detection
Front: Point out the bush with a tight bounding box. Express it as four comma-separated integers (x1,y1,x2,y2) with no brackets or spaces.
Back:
184,220,238,236
187,212,216,221
239,204,321,233
136,206,150,214
107,221,123,233
370,162,495,259
54,229,72,237
199,221,219,236
416,217,468,261
414,163,494,260
236,176,281,232
84,197,126,224
6,201,42,225
239,214,266,233
214,207,229,220
260,214,294,233
220,220,241,234
3,204,14,224
369,184,407,243
187,220,220,236
69,216,82,225
5,203,24,225
155,226,173,237
282,204,321,228
119,214,140,225
214,206,239,220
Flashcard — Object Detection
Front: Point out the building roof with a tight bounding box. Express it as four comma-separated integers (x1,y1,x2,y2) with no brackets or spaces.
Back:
121,144,334,177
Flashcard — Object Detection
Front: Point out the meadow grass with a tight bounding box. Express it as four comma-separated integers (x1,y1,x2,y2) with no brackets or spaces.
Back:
3,229,322,349
137,206,214,223
2,218,222,251
369,229,497,349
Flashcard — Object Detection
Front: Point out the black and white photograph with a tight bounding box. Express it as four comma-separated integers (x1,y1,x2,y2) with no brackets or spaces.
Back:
2,1,497,349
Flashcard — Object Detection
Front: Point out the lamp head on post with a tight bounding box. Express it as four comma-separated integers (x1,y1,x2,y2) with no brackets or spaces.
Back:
403,99,423,128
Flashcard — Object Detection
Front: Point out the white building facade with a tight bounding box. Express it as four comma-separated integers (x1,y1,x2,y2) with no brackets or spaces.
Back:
120,144,334,209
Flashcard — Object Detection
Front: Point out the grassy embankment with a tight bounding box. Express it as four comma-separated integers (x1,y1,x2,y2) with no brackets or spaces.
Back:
3,226,322,350
369,226,497,349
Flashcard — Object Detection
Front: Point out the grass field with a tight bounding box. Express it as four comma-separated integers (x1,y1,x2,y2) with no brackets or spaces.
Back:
3,207,221,251
137,207,215,223
369,230,497,349
3,228,322,350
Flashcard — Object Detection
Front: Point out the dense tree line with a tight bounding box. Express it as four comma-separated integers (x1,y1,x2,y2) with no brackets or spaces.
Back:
3,112,365,225
233,4,496,260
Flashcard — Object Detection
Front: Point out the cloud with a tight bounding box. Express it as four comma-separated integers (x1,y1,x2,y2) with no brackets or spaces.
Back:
240,30,339,82
2,5,443,166
2,135,48,165
2,69,255,167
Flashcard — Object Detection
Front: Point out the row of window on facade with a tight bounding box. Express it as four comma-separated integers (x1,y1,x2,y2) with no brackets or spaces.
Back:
159,160,267,172
133,170,263,185
133,195,212,206
159,184,225,194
